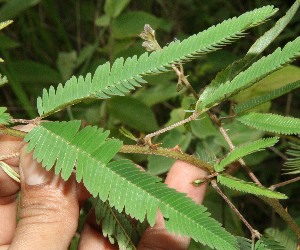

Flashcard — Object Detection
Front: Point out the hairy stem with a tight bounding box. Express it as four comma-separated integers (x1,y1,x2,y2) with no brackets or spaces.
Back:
0,126,27,138
120,144,213,172
144,112,200,140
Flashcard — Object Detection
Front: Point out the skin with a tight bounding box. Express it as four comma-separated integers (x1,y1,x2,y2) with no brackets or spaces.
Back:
0,126,208,250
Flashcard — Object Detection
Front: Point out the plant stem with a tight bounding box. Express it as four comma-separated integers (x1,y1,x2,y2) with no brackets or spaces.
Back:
211,179,261,239
269,176,300,190
208,111,262,185
144,112,200,140
172,64,200,99
11,117,41,125
168,55,300,237
120,144,213,172
0,126,27,138
206,113,300,237
262,197,300,237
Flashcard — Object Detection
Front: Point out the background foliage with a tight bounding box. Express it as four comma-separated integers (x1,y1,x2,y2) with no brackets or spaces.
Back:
1,0,300,249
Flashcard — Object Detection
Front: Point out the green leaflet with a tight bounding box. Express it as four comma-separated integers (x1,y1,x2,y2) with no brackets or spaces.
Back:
236,236,286,250
236,237,252,250
24,121,122,177
247,0,300,56
0,73,8,86
93,198,139,250
36,6,277,117
255,236,285,250
236,112,300,135
0,160,20,182
214,137,279,172
265,228,298,250
88,160,238,250
0,107,12,125
198,0,299,106
0,20,13,30
25,121,238,250
283,142,300,175
197,36,300,111
234,80,300,114
217,174,287,199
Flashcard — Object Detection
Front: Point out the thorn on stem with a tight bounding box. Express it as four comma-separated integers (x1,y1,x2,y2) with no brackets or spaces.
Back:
171,144,183,154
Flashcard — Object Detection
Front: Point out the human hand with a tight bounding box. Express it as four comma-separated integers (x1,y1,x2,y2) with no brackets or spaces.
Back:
0,128,207,250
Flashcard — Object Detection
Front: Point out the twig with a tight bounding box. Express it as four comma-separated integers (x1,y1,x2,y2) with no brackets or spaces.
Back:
208,112,262,185
120,144,213,172
144,112,200,140
172,64,199,99
0,126,27,138
211,179,260,239
269,146,288,161
11,117,41,125
269,176,300,190
262,196,300,237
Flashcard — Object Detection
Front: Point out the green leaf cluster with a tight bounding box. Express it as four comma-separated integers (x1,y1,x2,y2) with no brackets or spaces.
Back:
214,137,279,172
2,2,300,249
25,121,238,249
217,174,287,199
0,107,12,125
36,6,277,117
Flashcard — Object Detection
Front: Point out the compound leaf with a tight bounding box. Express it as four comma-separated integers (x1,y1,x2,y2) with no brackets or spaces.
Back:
234,80,300,114
93,198,139,250
198,36,300,111
237,112,300,135
25,121,238,250
255,236,285,250
215,137,279,172
283,142,300,174
36,6,277,117
198,1,299,106
217,174,287,199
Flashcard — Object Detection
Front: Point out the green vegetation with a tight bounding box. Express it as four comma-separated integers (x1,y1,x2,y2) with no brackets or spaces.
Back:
1,1,300,249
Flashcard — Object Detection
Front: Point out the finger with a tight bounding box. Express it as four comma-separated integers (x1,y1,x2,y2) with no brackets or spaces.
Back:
138,160,208,250
8,145,79,250
0,124,42,246
0,124,36,198
78,165,146,249
0,199,18,247
78,211,118,250
0,134,24,246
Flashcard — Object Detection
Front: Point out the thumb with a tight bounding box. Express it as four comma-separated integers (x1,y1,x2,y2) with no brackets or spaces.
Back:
138,161,208,250
9,145,79,250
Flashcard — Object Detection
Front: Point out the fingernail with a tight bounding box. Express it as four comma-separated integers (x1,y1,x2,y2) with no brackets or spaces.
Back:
20,146,53,185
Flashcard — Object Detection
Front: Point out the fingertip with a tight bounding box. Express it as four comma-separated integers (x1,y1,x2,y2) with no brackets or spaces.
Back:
165,160,208,204
79,223,118,250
